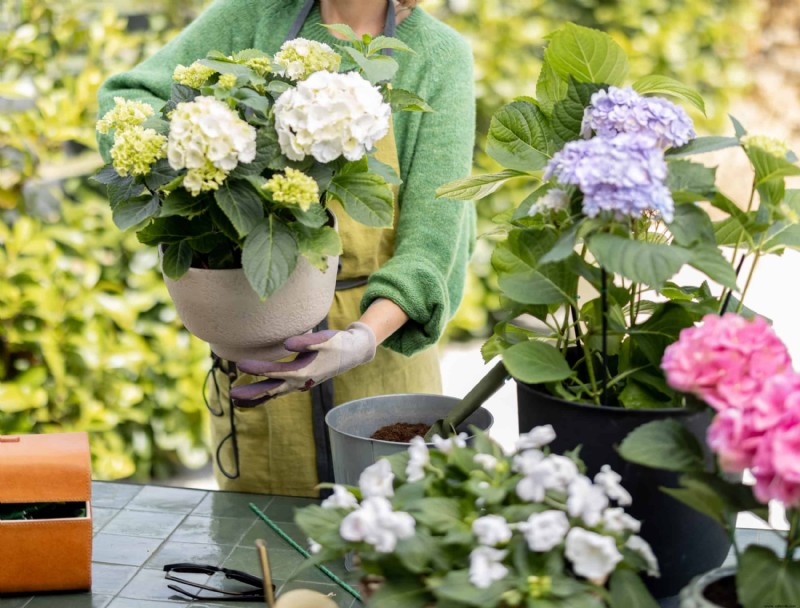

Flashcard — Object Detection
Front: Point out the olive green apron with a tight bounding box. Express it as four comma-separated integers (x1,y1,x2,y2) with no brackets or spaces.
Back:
206,0,442,497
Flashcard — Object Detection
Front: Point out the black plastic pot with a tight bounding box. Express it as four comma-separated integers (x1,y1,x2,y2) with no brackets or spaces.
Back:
517,381,730,600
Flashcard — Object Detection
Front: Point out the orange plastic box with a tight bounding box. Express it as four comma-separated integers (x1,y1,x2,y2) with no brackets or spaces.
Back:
0,432,92,593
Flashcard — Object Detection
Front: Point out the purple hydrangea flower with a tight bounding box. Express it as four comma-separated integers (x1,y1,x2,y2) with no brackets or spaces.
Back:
544,133,674,223
581,86,696,149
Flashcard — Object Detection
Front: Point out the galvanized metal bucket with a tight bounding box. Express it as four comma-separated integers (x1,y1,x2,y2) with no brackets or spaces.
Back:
325,393,494,487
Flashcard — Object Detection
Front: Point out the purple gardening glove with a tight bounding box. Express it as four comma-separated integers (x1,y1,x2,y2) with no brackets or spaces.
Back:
230,322,377,407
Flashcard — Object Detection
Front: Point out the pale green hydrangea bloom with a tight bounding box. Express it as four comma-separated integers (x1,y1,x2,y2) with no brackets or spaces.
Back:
217,74,237,89
264,168,320,210
110,126,167,177
246,56,273,76
184,160,228,196
173,62,216,88
273,38,341,81
97,97,153,135
741,134,790,158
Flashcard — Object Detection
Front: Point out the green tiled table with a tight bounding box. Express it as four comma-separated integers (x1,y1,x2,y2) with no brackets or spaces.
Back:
0,482,361,608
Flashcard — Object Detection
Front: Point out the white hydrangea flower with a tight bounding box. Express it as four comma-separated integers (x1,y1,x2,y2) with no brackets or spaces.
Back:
474,453,499,472
339,496,415,553
274,38,341,81
431,432,468,454
274,70,391,163
320,485,359,510
405,436,429,482
167,96,256,194
516,455,578,503
472,515,512,546
594,465,633,506
512,449,545,475
518,510,570,552
528,189,570,217
567,475,609,527
469,546,509,589
515,425,557,451
564,528,623,582
626,535,660,578
308,538,322,554
601,507,641,534
359,458,394,498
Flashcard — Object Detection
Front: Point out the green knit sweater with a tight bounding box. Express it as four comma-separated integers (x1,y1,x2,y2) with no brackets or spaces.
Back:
97,0,476,356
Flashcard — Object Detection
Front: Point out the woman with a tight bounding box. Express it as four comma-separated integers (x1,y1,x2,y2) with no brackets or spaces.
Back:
97,0,476,497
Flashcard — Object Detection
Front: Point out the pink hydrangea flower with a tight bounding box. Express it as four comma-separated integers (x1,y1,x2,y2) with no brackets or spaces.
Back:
706,409,761,473
661,314,791,411
752,419,800,508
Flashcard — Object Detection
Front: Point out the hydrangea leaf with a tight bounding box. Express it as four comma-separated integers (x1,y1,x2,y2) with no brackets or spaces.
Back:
738,546,800,608
143,158,180,190
536,58,569,114
291,223,342,272
215,179,265,238
242,216,298,299
666,160,717,203
386,88,432,113
587,233,692,288
112,194,160,230
545,23,629,86
161,240,193,280
138,215,210,245
327,172,394,227
668,202,716,247
502,340,572,384
609,568,660,608
689,246,738,290
436,170,529,201
159,189,208,219
632,75,706,115
618,419,705,473
667,136,740,158
487,100,554,172
552,79,606,143
341,47,398,84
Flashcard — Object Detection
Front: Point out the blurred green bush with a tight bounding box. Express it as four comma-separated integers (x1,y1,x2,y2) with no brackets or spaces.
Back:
0,0,764,479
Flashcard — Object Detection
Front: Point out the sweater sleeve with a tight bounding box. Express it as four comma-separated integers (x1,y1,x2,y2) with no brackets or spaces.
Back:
361,36,476,356
96,0,263,162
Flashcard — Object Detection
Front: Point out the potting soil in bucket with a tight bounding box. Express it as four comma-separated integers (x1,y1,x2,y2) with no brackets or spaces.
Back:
325,393,494,487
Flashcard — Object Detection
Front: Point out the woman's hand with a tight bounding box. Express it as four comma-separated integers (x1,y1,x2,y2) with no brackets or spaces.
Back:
229,299,408,406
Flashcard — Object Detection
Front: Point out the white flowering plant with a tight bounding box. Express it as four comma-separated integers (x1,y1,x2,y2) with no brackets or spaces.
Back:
437,23,800,409
94,28,430,299
294,427,659,607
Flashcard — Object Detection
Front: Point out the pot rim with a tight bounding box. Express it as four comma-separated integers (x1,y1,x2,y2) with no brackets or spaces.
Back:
517,380,704,416
325,393,495,447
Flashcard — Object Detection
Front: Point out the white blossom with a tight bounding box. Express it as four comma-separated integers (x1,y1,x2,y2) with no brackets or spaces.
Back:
515,425,557,451
594,465,633,506
273,38,340,81
469,546,509,589
431,432,468,454
527,189,571,217
518,510,570,552
274,70,390,163
564,528,623,582
516,455,579,503
472,515,513,546
474,453,499,472
567,475,609,527
167,96,256,192
320,485,359,510
626,535,660,578
339,496,415,553
601,508,641,534
359,459,394,498
405,436,429,482
512,449,545,475
308,538,322,554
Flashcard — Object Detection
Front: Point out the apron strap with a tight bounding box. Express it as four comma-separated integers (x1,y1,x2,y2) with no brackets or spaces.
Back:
310,316,336,495
286,0,398,56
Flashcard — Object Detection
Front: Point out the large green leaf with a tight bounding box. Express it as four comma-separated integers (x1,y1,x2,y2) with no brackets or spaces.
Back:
545,23,629,86
242,217,298,299
341,47,398,84
668,203,716,247
368,578,430,608
666,160,717,203
502,340,573,384
107,178,146,209
327,172,394,227
161,240,193,279
409,497,463,533
761,221,800,253
387,88,433,113
215,180,265,238
231,130,281,177
143,158,180,190
112,194,160,230
609,569,660,608
486,100,554,172
587,233,692,287
618,419,706,473
667,136,740,158
536,58,569,113
436,170,529,201
291,223,342,271
159,189,208,218
294,504,348,550
689,246,738,290
552,79,606,142
433,570,512,607
746,144,800,185
632,75,705,114
137,215,212,245
737,546,800,608
628,302,695,365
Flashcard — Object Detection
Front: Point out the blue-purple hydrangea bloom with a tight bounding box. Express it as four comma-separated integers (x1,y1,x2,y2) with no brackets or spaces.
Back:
581,86,696,150
544,134,675,223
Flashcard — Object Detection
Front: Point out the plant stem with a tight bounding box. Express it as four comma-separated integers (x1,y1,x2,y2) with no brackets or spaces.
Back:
737,251,762,313
729,177,757,267
719,254,747,314
600,268,609,406
785,509,800,564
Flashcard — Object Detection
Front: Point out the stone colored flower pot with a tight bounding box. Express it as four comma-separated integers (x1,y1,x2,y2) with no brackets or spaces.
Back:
162,248,338,363
678,567,738,608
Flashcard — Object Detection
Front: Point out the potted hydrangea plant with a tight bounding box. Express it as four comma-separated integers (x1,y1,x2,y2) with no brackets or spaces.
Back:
619,313,800,608
295,426,660,607
93,30,428,361
435,21,800,598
